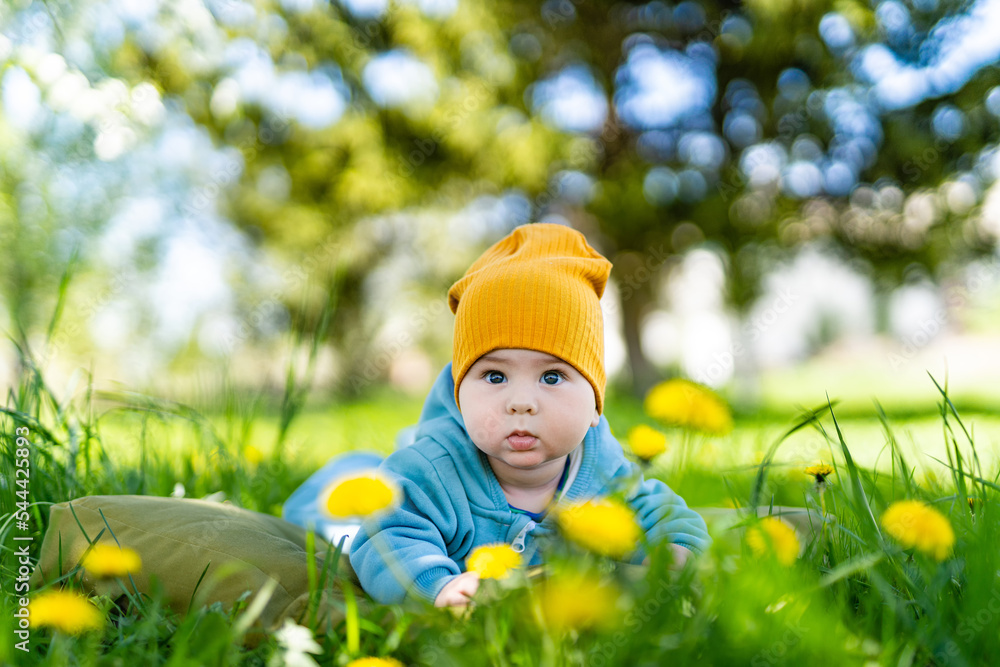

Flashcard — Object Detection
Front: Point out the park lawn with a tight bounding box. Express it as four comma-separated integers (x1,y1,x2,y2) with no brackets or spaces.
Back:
3,369,1000,666
93,385,1000,487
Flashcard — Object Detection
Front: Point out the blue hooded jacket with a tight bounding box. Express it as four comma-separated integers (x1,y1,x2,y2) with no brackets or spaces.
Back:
348,363,711,605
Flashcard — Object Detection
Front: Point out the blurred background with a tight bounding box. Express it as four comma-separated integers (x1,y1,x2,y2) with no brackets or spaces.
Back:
2,0,999,469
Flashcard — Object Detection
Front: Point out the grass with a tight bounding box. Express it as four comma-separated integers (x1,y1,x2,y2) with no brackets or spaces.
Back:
2,339,1000,665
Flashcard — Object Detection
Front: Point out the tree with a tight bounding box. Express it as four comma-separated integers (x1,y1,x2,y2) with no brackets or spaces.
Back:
484,0,1000,393
3,0,997,397
101,1,582,390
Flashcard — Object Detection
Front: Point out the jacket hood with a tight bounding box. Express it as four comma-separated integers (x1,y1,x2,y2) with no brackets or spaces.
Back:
414,362,466,440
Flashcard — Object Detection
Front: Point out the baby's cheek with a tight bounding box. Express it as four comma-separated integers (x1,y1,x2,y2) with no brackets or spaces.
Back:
466,408,506,446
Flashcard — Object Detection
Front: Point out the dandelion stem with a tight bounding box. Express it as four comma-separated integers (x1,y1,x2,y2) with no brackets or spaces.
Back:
819,487,828,543
680,429,693,476
305,530,318,627
343,581,360,655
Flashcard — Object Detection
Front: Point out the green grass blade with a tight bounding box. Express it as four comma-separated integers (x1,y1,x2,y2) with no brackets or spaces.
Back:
817,552,885,589
187,562,213,614
826,395,883,543
750,402,832,509
926,455,1000,493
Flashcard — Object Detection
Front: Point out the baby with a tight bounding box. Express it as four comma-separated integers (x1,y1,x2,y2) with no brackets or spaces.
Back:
349,223,710,607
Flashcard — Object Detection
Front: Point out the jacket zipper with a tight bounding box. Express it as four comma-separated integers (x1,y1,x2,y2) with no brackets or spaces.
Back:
511,520,536,553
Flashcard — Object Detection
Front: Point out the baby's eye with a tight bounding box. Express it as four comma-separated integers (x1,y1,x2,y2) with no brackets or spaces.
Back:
541,371,564,386
485,371,506,384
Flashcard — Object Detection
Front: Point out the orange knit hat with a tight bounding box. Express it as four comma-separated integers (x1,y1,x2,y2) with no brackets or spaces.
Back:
448,223,612,413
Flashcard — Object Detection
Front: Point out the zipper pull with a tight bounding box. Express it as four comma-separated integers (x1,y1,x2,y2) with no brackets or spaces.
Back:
511,520,536,553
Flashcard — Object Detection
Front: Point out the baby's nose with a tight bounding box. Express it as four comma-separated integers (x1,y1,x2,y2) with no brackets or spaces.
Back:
506,387,538,414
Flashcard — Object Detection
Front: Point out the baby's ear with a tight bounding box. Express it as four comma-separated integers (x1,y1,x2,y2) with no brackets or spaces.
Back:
590,409,600,428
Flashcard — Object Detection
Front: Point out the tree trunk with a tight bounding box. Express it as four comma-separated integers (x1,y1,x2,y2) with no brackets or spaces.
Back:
615,253,660,399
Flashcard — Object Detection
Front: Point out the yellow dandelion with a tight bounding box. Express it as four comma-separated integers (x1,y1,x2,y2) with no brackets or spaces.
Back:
557,499,641,558
81,543,142,579
746,517,800,566
321,472,401,519
804,463,834,485
346,658,405,667
539,573,620,631
627,424,668,461
467,544,521,580
28,590,104,634
243,445,264,466
881,500,955,561
644,379,733,436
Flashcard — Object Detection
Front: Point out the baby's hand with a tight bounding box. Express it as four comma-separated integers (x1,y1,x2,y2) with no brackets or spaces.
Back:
434,571,481,608
668,543,691,569
640,544,693,569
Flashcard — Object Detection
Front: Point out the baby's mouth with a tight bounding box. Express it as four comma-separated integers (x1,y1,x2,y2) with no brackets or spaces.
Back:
507,431,537,450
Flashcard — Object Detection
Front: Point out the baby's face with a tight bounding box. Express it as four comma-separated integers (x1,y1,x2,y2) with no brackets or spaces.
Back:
457,348,600,472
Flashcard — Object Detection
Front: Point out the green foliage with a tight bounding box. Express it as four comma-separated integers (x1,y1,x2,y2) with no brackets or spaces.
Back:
4,0,999,400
